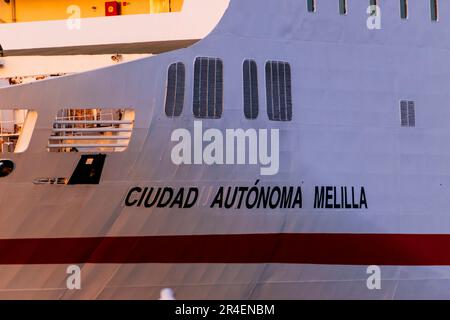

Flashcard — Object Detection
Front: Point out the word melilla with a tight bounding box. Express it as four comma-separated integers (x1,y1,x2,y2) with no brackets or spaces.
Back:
314,186,368,209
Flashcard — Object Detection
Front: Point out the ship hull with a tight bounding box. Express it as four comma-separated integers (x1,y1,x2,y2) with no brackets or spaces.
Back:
1,0,450,299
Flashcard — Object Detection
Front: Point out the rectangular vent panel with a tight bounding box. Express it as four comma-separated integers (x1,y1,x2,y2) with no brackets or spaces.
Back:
193,57,223,119
243,59,259,119
265,61,292,122
165,62,185,117
400,100,415,127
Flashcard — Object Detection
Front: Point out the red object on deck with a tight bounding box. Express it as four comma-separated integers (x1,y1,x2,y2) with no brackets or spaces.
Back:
105,1,121,16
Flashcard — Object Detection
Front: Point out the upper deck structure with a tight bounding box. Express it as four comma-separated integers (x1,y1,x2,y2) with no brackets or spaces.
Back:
0,0,185,23
0,0,229,81
0,0,228,56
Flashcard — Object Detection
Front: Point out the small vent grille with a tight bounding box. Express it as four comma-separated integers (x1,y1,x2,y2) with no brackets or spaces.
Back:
307,0,315,12
431,0,438,21
400,100,415,127
243,60,259,119
193,57,223,119
165,62,185,117
400,0,408,19
265,61,292,122
339,0,347,15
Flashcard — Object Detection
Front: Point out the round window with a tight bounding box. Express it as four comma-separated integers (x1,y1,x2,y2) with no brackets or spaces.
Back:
0,160,14,178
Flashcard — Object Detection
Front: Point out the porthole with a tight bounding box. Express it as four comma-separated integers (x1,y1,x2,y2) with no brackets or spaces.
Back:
0,160,14,178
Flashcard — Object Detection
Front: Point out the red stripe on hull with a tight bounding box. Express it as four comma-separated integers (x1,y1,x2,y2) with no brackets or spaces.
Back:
0,233,446,265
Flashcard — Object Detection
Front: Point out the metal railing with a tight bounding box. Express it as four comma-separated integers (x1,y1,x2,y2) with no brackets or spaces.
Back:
48,108,134,152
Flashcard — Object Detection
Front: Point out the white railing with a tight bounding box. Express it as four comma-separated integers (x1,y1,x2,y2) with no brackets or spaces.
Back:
48,108,134,152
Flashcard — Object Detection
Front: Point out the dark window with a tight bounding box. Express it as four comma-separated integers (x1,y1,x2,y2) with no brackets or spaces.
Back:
243,60,259,119
430,0,438,21
165,62,185,117
370,0,377,6
400,0,408,19
307,0,315,12
265,61,292,122
193,57,223,119
339,0,347,15
68,154,106,185
400,100,415,127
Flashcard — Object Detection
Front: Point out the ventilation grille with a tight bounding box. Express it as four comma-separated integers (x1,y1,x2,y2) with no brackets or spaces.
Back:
400,100,415,127
48,108,135,152
165,62,185,117
193,57,223,119
243,60,259,119
307,0,315,12
431,0,438,21
265,61,292,122
400,0,408,19
339,0,347,15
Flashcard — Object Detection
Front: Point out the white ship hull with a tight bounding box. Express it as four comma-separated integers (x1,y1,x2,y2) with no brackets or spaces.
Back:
0,0,449,299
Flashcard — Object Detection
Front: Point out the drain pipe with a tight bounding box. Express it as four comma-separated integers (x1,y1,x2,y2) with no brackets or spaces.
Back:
11,0,16,22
